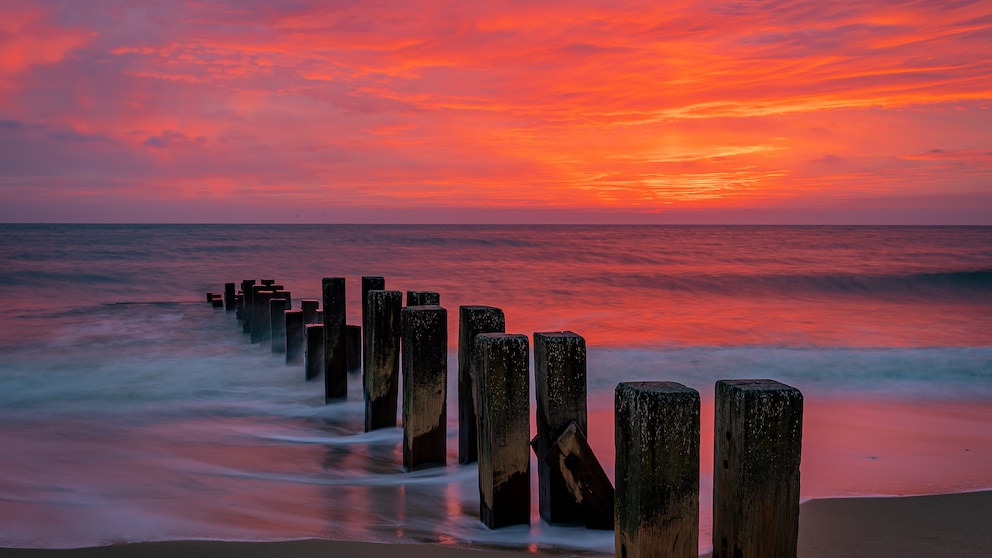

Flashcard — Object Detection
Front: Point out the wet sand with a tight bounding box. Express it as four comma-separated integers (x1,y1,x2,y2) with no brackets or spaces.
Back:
2,490,989,558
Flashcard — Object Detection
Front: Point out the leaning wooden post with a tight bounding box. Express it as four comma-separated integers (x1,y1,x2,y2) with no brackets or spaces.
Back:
269,297,288,354
457,306,505,464
474,333,530,529
406,291,440,306
304,324,324,381
615,382,700,558
241,280,256,332
301,299,319,324
534,331,587,525
364,290,402,432
322,277,347,402
713,379,803,558
401,305,447,470
285,310,304,365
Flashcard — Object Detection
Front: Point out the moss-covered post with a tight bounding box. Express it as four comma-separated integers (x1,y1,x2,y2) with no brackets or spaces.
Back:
474,332,530,529
534,331,587,525
224,282,236,312
615,382,700,558
269,297,288,354
285,309,304,365
713,379,803,558
304,324,324,381
457,306,505,464
301,299,319,325
364,290,402,431
322,277,347,402
401,305,447,470
406,291,440,306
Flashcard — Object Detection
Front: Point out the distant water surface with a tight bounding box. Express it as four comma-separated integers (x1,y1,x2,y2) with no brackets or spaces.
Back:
1,224,990,554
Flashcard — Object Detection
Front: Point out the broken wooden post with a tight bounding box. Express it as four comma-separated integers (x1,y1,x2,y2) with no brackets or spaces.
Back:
241,280,256,332
533,331,588,525
304,324,324,381
457,306,505,464
301,299,319,324
364,290,402,432
269,297,288,354
224,283,236,311
346,324,361,373
545,421,614,530
474,332,530,529
401,305,447,470
406,291,439,306
713,379,803,558
615,381,700,558
322,277,347,402
285,309,304,365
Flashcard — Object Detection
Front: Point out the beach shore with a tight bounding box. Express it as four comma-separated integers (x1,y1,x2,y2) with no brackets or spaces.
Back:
3,490,988,558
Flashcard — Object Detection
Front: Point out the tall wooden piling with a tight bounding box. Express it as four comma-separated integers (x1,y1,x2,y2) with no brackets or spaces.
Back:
251,287,274,344
401,305,447,470
457,306,505,464
304,324,324,381
534,331,588,525
364,290,402,432
346,324,361,373
406,291,440,306
301,299,319,324
474,333,530,529
713,379,803,558
285,310,304,365
361,277,385,383
224,283,236,311
615,382,700,558
269,297,288,354
241,280,256,332
322,277,347,402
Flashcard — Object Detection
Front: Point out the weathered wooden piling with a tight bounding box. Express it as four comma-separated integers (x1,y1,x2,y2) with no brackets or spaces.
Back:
406,291,440,306
457,306,505,464
224,283,236,311
361,276,385,382
211,294,224,308
533,331,588,525
206,292,215,303
545,421,614,530
285,310,304,365
713,379,803,558
276,290,291,310
400,305,447,470
615,382,700,558
235,292,244,320
269,297,288,354
301,299,319,324
241,280,256,332
474,333,530,529
364,290,402,432
346,324,361,373
322,277,347,402
251,287,275,344
304,324,324,381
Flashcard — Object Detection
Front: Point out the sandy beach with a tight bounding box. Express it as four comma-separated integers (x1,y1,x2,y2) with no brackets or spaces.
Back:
2,490,989,558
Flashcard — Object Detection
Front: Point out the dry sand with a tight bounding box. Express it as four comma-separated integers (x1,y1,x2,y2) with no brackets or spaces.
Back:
2,490,989,558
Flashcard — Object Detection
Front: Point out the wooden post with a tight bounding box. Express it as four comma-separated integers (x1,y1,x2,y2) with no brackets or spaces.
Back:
364,290,402,432
474,332,530,529
276,290,291,311
211,294,224,308
304,324,324,381
533,331,588,525
241,280,256,332
713,379,803,558
301,299,319,324
406,291,439,306
545,421,614,530
322,277,347,402
457,306,505,464
401,305,447,470
615,382,700,558
224,283,236,311
260,279,276,287
270,297,288,354
235,292,244,320
285,309,304,365
251,287,274,344
206,292,215,303
346,324,361,373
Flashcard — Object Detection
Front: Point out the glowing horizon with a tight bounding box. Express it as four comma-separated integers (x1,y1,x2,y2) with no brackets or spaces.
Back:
1,0,991,224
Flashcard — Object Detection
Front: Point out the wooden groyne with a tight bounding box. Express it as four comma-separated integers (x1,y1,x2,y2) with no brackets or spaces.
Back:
207,277,803,555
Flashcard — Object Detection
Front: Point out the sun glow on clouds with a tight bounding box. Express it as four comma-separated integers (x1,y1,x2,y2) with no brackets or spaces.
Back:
1,0,991,223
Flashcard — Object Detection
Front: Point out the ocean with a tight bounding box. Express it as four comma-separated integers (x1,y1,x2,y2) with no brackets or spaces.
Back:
1,224,990,554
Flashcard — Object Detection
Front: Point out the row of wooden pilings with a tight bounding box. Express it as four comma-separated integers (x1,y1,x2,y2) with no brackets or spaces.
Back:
207,279,803,558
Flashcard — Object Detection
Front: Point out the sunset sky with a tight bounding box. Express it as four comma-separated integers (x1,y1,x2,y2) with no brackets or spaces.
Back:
1,0,990,224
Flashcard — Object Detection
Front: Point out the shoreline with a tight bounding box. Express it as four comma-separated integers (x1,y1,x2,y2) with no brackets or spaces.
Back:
3,491,989,558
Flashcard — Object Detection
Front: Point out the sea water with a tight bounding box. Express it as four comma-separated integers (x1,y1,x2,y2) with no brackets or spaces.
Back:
1,224,990,553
